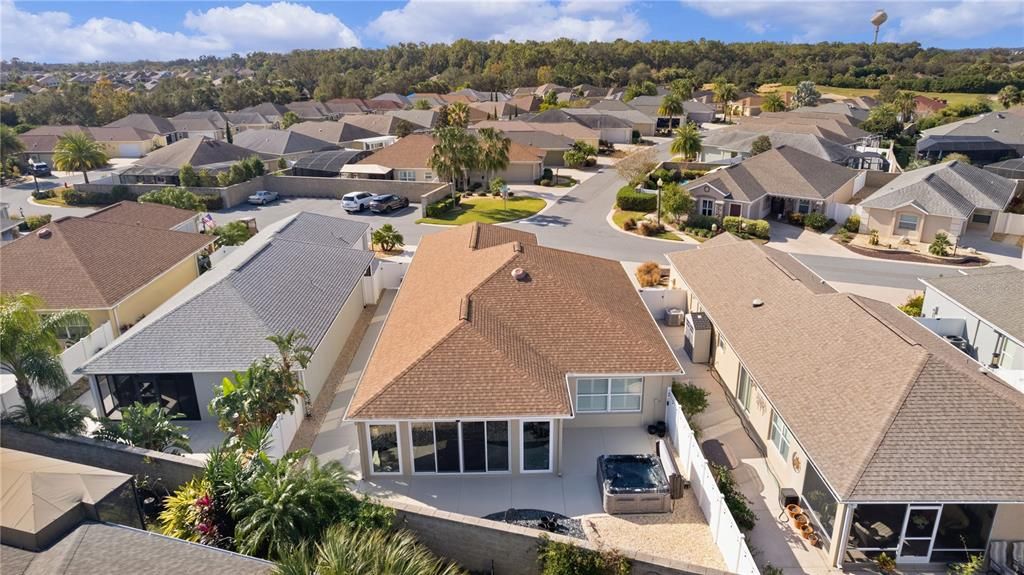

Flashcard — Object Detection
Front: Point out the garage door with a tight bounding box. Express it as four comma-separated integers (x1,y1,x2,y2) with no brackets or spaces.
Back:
117,143,144,158
501,163,538,183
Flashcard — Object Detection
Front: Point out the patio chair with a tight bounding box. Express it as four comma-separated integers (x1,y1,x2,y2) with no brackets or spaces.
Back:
988,540,1012,575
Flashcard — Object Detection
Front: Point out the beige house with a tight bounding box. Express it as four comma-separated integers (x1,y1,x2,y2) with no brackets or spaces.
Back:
17,126,162,162
684,145,865,221
0,208,213,337
667,234,1024,570
859,160,1017,243
80,213,377,422
345,223,682,477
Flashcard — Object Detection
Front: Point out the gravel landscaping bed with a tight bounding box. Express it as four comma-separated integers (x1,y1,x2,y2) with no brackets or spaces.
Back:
483,508,585,540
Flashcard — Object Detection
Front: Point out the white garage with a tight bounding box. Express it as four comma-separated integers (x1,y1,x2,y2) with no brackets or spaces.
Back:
117,143,144,158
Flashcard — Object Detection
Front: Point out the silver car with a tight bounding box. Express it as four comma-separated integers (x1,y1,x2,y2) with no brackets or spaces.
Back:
247,190,279,205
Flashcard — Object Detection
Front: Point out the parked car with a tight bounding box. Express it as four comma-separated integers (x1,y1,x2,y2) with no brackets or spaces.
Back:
27,161,51,177
342,191,374,213
247,190,279,205
369,194,410,213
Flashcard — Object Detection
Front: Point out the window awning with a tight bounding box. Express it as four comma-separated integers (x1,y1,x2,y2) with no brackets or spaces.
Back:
341,164,393,175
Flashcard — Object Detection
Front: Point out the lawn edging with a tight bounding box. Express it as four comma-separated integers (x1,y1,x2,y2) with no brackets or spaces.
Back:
605,209,690,244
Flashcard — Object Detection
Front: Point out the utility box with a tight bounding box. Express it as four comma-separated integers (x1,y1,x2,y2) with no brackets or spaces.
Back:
683,312,713,363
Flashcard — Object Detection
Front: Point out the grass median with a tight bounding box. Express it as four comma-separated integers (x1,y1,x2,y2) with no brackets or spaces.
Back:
416,196,545,225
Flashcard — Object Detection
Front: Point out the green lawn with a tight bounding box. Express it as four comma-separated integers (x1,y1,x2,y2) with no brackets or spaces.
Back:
416,196,546,225
32,189,69,207
768,85,995,108
612,209,682,241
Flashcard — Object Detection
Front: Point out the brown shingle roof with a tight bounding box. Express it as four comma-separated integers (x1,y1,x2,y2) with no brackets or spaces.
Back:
84,201,197,230
347,224,680,420
0,217,212,309
355,134,542,169
668,239,1024,502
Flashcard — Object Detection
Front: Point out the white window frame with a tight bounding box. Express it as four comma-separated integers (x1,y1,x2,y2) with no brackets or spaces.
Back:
897,214,918,231
397,170,416,182
576,377,644,413
423,171,433,182
736,366,752,413
769,410,792,460
366,422,403,475
407,420,511,475
520,419,554,473
700,198,714,216
798,199,811,214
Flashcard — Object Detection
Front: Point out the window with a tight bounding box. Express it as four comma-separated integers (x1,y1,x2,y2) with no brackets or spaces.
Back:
736,366,752,412
397,170,416,182
700,198,714,216
368,424,400,474
410,421,510,473
971,212,991,224
897,214,918,231
424,171,433,182
801,462,838,551
521,420,552,472
798,199,811,214
769,410,791,459
576,377,643,412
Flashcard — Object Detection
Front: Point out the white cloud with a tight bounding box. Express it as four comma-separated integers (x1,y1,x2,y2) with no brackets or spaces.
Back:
0,0,359,63
682,0,1024,44
366,0,648,44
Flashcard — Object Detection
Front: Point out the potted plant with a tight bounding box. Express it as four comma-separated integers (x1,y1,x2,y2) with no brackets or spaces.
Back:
793,513,810,529
800,524,814,540
875,552,897,574
786,503,803,518
807,532,821,547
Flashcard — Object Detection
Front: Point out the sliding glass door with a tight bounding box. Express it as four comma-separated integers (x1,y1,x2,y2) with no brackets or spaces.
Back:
409,420,510,474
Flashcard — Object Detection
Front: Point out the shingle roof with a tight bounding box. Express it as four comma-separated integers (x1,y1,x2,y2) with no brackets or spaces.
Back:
684,145,859,203
702,127,867,164
668,240,1024,502
84,201,196,230
860,161,1016,218
131,137,264,169
921,266,1024,345
920,111,1024,146
735,113,870,144
288,120,375,144
1,523,272,575
985,157,1024,179
347,223,681,420
105,113,177,135
355,134,542,169
80,213,372,374
231,128,335,156
0,217,213,309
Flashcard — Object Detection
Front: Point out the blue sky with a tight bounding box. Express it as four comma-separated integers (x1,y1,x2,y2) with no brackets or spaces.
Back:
3,1,1023,63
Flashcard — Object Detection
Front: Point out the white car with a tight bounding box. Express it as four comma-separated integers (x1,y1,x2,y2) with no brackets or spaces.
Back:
341,191,374,213
247,190,279,205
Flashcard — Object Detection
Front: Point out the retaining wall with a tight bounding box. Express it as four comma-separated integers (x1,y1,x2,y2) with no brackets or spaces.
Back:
0,425,204,489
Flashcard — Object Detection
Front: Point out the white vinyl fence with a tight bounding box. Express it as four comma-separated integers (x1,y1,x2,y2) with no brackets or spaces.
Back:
666,387,760,575
264,396,305,460
60,322,115,387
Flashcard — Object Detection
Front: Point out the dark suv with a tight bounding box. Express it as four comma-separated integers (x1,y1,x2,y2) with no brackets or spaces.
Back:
369,194,410,213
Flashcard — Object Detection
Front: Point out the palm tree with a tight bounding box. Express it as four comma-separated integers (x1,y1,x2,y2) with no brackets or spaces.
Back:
997,85,1022,109
893,91,917,124
52,130,108,183
3,398,90,435
445,101,471,128
94,402,192,454
0,293,90,425
371,224,405,252
275,525,466,575
761,92,786,113
670,123,703,161
476,127,511,187
1,125,25,185
232,453,356,560
712,80,738,122
658,93,684,132
429,127,477,201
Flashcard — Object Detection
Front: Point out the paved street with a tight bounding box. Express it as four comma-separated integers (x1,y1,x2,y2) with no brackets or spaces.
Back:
0,163,123,218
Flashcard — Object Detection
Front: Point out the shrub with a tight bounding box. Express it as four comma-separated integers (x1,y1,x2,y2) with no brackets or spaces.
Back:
803,212,829,231
212,220,253,247
672,381,710,419
542,168,553,180
138,187,206,211
538,537,630,575
31,189,54,200
426,194,461,217
637,220,664,237
680,169,707,180
835,229,852,243
539,179,552,187
615,186,656,212
899,293,924,317
199,194,223,211
63,185,136,206
722,216,743,234
622,217,637,231
711,463,757,531
929,232,953,256
686,214,718,230
875,552,897,574
869,229,880,245
843,214,861,233
635,261,661,287
20,214,51,231
747,219,770,239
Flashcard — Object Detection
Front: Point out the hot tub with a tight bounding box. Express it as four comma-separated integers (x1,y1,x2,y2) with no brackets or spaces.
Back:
596,454,673,514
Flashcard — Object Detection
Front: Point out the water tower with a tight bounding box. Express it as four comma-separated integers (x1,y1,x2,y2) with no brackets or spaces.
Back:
871,9,888,44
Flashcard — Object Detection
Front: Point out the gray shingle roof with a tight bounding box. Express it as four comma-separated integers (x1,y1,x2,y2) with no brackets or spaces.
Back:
920,111,1024,146
81,213,372,374
702,128,867,164
105,113,177,135
2,523,272,575
231,128,336,156
131,137,266,169
922,266,1024,345
860,161,1016,218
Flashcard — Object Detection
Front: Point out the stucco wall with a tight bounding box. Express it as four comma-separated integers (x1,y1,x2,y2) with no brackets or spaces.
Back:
113,255,200,330
193,371,233,420
301,282,367,402
991,503,1024,541
565,375,673,429
923,287,1024,370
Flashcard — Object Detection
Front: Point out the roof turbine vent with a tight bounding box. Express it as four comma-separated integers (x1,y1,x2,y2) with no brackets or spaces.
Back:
752,298,765,308
511,267,529,282
36,228,52,239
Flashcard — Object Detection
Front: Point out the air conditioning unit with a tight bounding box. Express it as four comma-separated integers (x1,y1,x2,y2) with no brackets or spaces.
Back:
666,308,685,327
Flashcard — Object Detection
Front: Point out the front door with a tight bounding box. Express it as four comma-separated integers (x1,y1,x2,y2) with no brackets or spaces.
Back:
898,506,941,563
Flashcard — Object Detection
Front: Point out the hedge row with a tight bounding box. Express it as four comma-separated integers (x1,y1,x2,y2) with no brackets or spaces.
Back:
426,194,461,217
64,186,223,210
616,186,656,212
722,216,771,239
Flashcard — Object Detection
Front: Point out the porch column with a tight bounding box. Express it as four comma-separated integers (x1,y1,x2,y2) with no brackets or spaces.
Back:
831,503,856,568
355,423,371,480
87,375,103,416
555,419,564,476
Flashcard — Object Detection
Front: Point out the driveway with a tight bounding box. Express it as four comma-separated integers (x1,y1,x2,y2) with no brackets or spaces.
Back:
0,160,130,218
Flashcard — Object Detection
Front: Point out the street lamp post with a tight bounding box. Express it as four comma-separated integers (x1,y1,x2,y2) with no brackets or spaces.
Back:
656,177,664,226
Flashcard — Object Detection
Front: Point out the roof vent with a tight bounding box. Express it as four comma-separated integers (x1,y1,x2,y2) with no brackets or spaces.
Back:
752,298,764,308
512,241,523,253
36,228,52,239
511,267,529,282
